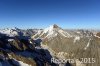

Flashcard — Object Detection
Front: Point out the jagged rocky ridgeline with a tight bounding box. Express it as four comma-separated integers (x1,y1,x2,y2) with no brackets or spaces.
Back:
0,33,57,66
32,24,100,66
0,24,100,66
0,27,38,37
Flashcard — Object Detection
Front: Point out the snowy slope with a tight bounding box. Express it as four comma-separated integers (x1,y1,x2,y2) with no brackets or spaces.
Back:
12,59,31,66
0,27,22,37
32,24,72,39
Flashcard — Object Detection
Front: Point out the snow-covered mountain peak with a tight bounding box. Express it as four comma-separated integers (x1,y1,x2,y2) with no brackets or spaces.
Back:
52,24,59,28
32,24,72,39
0,27,20,31
0,27,22,37
44,24,60,33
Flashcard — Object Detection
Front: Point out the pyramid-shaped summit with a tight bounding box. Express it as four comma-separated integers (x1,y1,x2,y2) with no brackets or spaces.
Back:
32,24,72,39
52,24,59,28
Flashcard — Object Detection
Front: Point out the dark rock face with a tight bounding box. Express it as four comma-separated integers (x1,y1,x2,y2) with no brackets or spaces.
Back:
0,34,57,66
34,39,42,46
96,32,100,37
53,24,59,28
0,26,100,66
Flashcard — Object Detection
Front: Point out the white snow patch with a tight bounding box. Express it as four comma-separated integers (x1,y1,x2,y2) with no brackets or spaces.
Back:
0,28,18,37
40,25,58,38
94,35,100,38
44,25,54,33
76,31,81,34
58,30,67,37
44,32,58,39
34,25,58,39
13,59,31,66
41,44,49,49
32,24,72,39
58,30,72,37
58,29,71,37
8,39,14,42
18,61,31,66
74,36,80,43
35,46,42,49
84,39,91,50
32,30,42,38
43,25,57,38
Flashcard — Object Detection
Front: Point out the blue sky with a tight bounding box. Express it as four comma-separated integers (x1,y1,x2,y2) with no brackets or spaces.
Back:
0,0,100,29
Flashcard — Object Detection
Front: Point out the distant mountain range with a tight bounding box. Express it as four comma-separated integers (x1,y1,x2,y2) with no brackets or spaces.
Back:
0,25,99,37
0,24,100,66
0,27,39,37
